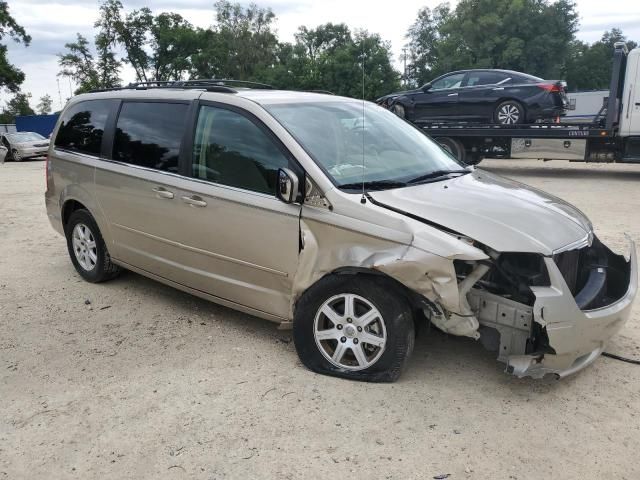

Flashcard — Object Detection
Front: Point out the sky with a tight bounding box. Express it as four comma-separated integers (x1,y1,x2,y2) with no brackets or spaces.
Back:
3,0,640,111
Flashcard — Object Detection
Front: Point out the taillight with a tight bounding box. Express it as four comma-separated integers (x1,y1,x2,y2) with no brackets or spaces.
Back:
538,83,562,93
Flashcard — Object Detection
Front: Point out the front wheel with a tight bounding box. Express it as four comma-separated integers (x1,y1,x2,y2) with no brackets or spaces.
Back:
293,275,415,382
494,100,525,125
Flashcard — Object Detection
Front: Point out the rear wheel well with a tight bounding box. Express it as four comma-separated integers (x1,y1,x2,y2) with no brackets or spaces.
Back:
62,200,88,226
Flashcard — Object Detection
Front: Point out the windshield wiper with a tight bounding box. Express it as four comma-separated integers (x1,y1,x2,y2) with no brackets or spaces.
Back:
338,180,408,191
407,169,471,184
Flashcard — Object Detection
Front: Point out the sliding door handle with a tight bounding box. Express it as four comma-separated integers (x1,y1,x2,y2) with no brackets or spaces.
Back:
152,186,174,199
181,195,207,207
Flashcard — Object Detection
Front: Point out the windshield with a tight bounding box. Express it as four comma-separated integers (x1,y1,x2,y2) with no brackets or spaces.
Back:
6,132,46,142
265,101,464,189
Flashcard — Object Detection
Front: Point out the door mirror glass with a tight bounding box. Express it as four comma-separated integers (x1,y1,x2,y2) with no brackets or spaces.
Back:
421,82,432,92
276,168,299,204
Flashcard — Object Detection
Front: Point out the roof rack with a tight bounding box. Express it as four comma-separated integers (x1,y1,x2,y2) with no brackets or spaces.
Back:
90,79,274,94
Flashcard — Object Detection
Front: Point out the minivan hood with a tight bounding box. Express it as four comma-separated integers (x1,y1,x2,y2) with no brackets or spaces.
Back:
369,169,592,255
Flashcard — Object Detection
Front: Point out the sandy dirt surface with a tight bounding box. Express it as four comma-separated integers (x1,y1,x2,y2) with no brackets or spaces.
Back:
1,158,639,480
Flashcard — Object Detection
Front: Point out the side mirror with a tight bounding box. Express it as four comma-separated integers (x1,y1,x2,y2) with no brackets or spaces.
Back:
276,168,299,204
421,82,432,92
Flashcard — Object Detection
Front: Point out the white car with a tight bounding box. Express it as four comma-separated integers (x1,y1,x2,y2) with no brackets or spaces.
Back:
1,131,50,161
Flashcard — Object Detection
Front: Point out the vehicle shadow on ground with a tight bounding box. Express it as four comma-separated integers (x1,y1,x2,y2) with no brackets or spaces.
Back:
110,270,567,392
482,163,640,182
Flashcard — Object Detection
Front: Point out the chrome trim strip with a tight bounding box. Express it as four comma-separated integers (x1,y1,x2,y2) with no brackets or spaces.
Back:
552,230,593,255
113,223,289,277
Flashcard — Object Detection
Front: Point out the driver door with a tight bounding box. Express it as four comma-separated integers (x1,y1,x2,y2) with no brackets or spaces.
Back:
170,102,304,319
413,72,465,122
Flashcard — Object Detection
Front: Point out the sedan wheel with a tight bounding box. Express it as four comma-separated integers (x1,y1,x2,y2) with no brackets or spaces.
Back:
495,101,524,125
12,149,22,162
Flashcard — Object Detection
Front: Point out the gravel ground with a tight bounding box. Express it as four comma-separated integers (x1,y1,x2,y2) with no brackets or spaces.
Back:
1,158,639,480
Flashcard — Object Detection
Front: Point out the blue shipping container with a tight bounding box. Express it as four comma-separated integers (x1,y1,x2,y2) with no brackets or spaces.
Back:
15,114,59,138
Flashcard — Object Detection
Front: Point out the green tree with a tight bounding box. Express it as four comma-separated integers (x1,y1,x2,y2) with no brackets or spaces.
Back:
191,1,279,80
150,13,199,80
406,0,579,84
36,94,53,114
114,5,153,82
94,0,121,88
565,29,637,91
0,1,31,92
58,34,100,93
0,91,34,123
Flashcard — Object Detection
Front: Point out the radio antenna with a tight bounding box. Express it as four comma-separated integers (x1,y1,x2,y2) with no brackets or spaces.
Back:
360,34,367,205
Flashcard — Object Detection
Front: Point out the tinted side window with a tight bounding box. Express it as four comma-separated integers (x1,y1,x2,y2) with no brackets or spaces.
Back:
113,102,188,172
465,71,509,86
54,100,114,156
192,105,289,194
431,73,465,90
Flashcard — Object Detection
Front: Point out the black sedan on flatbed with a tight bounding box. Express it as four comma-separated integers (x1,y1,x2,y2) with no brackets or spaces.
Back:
378,69,568,125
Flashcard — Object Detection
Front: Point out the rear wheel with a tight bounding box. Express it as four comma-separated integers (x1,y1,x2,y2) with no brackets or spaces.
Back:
494,100,525,125
11,149,22,162
434,136,467,164
64,209,121,283
293,274,415,382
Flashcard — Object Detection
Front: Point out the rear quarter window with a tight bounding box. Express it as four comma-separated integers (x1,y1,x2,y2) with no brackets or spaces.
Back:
54,99,116,156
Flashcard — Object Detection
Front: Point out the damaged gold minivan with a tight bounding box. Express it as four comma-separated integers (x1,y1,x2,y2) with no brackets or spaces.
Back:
45,82,638,382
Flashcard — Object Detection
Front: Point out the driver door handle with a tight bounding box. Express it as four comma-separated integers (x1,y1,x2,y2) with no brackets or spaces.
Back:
181,195,207,207
447,93,458,97
152,186,174,199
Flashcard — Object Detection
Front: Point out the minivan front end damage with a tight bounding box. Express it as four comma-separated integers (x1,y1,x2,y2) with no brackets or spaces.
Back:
467,236,637,378
295,195,636,379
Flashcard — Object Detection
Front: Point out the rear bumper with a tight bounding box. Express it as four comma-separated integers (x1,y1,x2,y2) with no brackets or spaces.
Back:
507,237,637,378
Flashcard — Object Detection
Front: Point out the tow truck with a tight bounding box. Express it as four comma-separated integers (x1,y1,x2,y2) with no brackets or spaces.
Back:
410,43,640,165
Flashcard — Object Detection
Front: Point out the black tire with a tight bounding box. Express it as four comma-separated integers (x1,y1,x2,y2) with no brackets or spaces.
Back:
494,100,525,125
11,149,22,162
64,209,121,283
434,136,467,164
392,103,406,118
293,274,415,382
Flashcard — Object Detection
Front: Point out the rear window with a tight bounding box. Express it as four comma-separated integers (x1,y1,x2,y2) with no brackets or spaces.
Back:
113,102,189,173
54,100,115,156
507,73,544,85
465,71,510,86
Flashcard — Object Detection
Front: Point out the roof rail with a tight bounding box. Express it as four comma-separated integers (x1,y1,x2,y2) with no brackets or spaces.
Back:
90,78,274,94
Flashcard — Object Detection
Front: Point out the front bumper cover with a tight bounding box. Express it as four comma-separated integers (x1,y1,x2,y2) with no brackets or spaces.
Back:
470,236,637,378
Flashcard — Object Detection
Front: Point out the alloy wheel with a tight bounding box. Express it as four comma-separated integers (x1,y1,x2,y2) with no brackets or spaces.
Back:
72,223,98,271
497,103,521,124
313,293,387,371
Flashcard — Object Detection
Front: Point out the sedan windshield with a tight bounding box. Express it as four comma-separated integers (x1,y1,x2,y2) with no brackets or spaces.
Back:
265,101,465,189
6,132,46,142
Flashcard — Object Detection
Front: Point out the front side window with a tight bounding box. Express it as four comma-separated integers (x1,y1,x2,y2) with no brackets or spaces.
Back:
430,73,465,90
192,105,290,194
266,101,464,189
113,102,188,172
54,100,114,156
